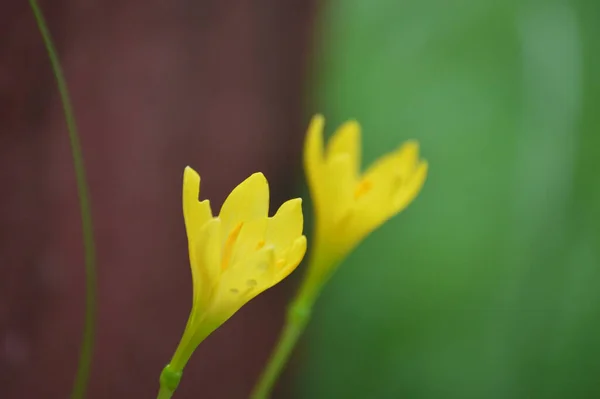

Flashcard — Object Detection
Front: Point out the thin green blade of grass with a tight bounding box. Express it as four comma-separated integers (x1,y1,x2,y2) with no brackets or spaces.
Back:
28,2,98,399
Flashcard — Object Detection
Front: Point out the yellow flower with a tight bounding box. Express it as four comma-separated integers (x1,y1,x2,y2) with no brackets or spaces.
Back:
302,114,428,289
169,167,307,372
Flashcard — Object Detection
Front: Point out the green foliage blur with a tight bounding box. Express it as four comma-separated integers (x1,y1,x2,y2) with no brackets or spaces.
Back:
297,0,600,398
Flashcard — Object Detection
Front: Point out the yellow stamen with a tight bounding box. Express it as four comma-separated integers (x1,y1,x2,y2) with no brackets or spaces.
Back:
222,222,243,270
256,239,265,250
354,179,372,199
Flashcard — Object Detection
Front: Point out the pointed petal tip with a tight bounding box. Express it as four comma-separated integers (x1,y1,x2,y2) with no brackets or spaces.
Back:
230,172,269,198
418,159,429,175
402,140,420,151
279,197,304,219
184,165,198,175
219,172,270,222
183,166,201,210
312,113,325,123
200,199,214,217
308,114,325,134
274,197,303,214
288,197,302,206
184,165,201,183
330,119,362,144
245,172,270,198
395,140,424,167
344,119,361,130
248,172,268,184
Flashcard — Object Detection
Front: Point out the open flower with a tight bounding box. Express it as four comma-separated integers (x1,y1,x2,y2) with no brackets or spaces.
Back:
169,167,307,372
302,114,428,289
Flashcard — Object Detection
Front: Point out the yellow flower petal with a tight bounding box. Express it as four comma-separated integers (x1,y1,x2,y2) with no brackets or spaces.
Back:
170,167,307,375
182,167,214,314
362,144,405,184
228,218,267,266
190,218,222,312
326,120,361,176
304,115,326,207
301,115,428,291
357,141,422,210
219,172,269,242
394,160,428,213
395,140,420,180
322,154,355,223
277,235,307,280
183,166,213,247
351,141,425,235
211,246,277,318
226,245,276,291
265,198,303,257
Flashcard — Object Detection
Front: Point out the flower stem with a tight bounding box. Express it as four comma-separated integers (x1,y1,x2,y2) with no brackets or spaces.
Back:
156,387,174,399
28,2,98,399
157,364,182,399
251,239,339,399
250,294,315,399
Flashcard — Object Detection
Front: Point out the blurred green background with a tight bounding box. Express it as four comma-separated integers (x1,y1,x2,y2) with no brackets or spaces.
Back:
296,0,600,398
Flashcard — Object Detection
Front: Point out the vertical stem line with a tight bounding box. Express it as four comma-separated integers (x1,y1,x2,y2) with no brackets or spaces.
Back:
28,2,98,399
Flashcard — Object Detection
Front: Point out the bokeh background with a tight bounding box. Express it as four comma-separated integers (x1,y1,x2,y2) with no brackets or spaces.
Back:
2,0,600,398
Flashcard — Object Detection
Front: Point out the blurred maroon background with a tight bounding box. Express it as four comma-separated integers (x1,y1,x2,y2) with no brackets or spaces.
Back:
1,1,316,398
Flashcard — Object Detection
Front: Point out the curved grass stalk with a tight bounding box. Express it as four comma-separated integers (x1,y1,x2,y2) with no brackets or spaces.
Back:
28,2,98,398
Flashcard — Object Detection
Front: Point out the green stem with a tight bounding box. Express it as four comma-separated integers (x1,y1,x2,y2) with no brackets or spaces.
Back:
157,364,182,399
251,236,340,399
28,2,98,399
156,387,174,399
250,294,315,399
